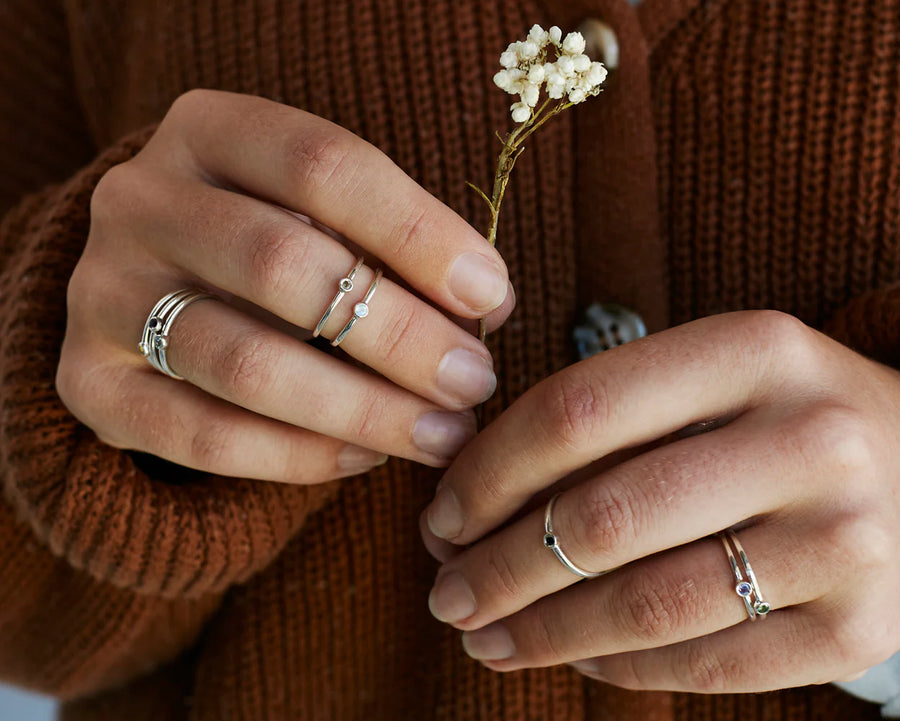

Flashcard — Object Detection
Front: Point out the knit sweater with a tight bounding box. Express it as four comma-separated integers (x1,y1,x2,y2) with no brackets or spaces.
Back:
1,0,898,719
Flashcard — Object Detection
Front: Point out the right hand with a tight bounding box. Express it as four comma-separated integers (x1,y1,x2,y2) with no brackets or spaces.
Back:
56,89,513,484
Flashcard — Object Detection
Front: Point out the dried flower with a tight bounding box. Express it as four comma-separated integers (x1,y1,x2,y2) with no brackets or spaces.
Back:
492,24,607,122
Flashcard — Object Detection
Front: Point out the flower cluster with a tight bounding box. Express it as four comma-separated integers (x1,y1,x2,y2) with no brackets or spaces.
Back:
493,24,608,122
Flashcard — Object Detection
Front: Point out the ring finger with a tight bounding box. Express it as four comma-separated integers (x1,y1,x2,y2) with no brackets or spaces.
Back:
115,281,477,465
458,518,828,672
103,173,501,411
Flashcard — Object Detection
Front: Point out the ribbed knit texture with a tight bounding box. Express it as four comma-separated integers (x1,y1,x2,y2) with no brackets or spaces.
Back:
0,0,896,719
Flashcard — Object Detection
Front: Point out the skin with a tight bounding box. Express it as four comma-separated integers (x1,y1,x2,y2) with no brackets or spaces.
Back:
422,310,900,692
56,89,514,483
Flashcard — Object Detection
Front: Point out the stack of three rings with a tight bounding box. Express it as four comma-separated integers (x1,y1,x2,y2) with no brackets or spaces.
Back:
139,289,214,380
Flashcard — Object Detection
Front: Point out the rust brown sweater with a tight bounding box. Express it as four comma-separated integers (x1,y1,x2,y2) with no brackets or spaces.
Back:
1,0,897,719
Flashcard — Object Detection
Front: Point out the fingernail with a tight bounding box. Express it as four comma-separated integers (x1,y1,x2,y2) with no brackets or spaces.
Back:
428,571,477,623
569,659,601,675
436,348,497,405
413,412,475,460
462,623,515,661
448,253,508,313
338,444,389,474
427,485,464,540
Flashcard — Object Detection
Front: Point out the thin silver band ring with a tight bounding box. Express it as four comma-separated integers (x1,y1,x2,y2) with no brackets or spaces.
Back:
717,530,771,621
313,256,365,338
543,493,604,579
332,268,383,347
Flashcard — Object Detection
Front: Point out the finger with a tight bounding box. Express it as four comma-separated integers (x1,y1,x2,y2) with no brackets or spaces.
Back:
426,311,822,543
426,410,804,628
101,176,499,410
452,520,830,672
165,89,509,316
570,605,877,693
153,293,476,466
70,355,389,484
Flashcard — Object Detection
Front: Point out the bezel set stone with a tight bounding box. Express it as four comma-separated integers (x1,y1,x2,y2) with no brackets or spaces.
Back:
736,581,753,598
339,278,354,292
543,533,558,548
354,302,370,318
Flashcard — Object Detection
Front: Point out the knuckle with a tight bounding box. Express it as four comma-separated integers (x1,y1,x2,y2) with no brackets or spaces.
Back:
740,309,819,372
615,571,696,643
481,542,526,602
220,330,279,405
528,604,569,661
245,223,309,301
543,371,613,451
286,129,354,194
575,484,640,558
386,205,432,263
345,388,388,446
190,419,238,471
167,88,218,123
826,511,893,576
373,302,422,366
788,404,877,481
90,162,138,226
680,642,737,693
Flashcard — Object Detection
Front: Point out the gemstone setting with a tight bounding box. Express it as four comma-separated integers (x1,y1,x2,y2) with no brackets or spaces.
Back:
340,278,354,292
354,302,369,318
755,601,771,615
543,533,558,548
154,335,169,350
735,581,752,598
148,317,163,332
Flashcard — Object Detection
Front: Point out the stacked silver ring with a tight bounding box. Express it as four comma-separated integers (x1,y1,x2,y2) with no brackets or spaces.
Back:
332,268,383,347
313,256,365,338
139,289,214,380
717,529,771,621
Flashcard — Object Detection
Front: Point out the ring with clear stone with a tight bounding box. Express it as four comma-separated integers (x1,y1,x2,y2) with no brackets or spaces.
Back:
543,493,605,579
717,529,771,621
138,288,215,380
313,256,365,338
331,268,383,347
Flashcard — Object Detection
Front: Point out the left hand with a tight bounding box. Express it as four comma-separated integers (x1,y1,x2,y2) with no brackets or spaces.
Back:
420,310,900,692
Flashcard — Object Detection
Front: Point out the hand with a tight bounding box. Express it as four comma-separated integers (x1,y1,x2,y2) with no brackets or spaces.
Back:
421,311,900,692
57,89,514,483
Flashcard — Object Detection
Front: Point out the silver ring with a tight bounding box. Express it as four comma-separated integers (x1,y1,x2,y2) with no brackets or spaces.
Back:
138,288,214,380
717,530,771,621
543,493,603,579
332,268,383,347
313,256,365,338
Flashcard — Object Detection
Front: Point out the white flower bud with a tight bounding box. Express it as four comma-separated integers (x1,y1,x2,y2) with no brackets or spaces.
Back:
528,24,549,47
546,73,566,99
586,62,608,87
499,50,518,69
506,67,526,93
549,26,562,44
568,87,587,103
511,101,531,123
528,64,546,84
573,54,591,73
557,55,575,76
522,82,540,107
562,31,586,55
493,70,512,91
519,40,539,59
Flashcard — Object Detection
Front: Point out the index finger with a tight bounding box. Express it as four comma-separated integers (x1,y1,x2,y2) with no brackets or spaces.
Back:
424,311,820,544
159,89,509,317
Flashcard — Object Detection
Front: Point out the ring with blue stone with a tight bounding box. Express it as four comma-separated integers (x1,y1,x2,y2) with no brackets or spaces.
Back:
717,529,771,621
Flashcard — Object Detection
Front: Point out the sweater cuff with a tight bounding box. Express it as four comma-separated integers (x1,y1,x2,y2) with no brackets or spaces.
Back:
0,125,338,599
824,284,900,367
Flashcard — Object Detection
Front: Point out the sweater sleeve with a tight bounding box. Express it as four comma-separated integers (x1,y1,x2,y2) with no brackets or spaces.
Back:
0,127,341,697
824,285,900,367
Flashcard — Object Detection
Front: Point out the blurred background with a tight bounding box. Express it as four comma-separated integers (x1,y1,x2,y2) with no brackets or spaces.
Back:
0,684,56,720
